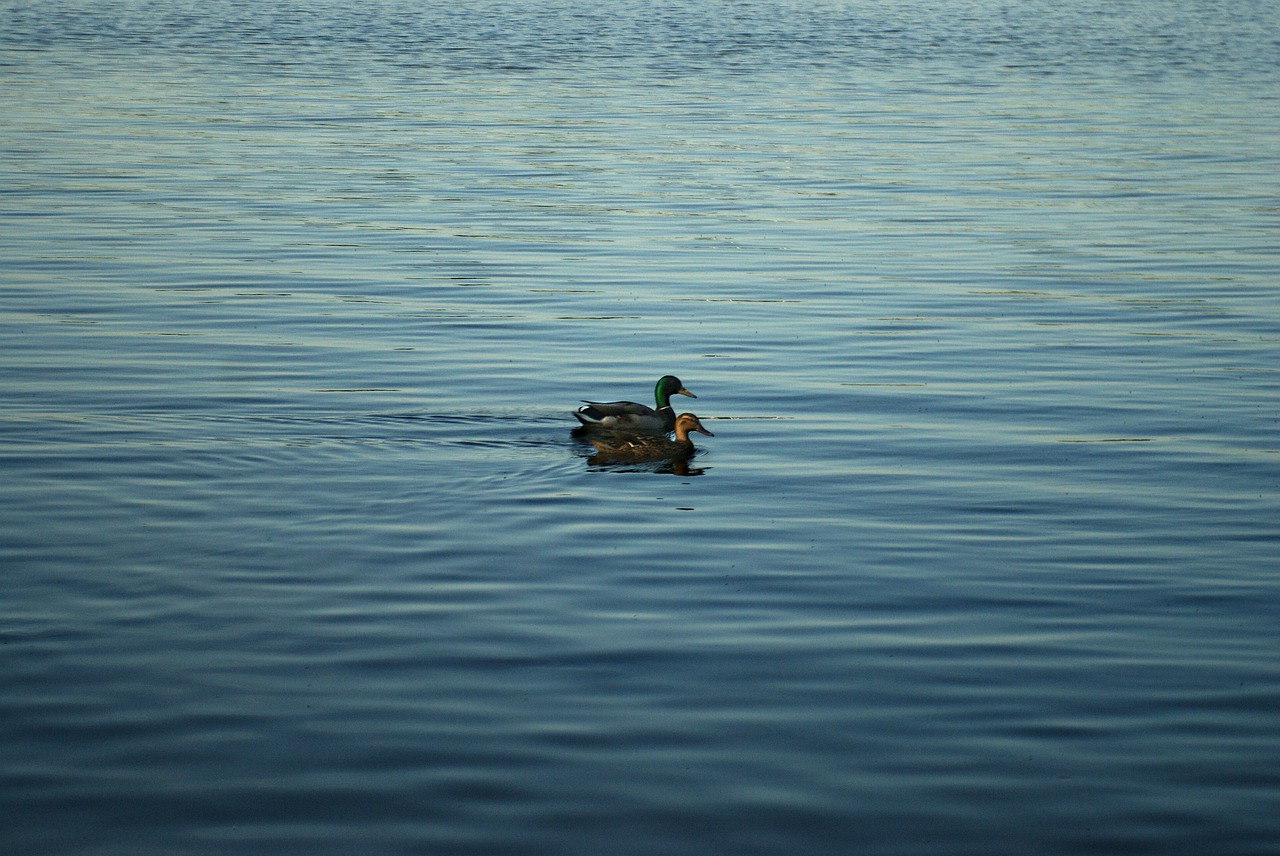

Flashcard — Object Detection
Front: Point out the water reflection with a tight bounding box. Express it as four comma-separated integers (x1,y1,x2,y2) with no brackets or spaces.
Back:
584,451,709,477
574,436,711,476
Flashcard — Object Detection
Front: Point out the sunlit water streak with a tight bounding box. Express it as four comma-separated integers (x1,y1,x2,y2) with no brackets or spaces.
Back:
2,1,1279,854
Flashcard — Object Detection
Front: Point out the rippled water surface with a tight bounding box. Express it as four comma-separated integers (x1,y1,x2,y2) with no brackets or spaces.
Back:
3,1,1279,853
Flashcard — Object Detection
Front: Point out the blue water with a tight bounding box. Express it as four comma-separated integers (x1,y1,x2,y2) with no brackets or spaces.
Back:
3,1,1279,853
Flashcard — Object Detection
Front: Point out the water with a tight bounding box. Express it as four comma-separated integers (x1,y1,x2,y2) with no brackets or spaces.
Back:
3,1,1279,853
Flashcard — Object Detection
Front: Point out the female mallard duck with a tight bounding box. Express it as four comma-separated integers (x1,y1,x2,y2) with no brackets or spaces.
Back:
573,375,696,436
589,413,714,461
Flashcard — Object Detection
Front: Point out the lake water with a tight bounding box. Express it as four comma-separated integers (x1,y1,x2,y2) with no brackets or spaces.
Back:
3,1,1279,853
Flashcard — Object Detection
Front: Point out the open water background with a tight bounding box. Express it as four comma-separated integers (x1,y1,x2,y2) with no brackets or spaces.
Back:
3,1,1279,853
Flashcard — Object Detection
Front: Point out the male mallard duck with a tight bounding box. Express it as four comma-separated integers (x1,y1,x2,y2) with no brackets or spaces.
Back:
573,375,696,436
589,413,714,461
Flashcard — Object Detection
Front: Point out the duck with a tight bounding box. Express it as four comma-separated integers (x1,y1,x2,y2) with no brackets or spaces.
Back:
588,412,714,462
572,375,696,436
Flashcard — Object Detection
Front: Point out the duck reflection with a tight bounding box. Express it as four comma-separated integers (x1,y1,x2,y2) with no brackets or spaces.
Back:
586,453,709,476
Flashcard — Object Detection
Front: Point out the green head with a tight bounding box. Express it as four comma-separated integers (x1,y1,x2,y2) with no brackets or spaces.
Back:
654,375,696,408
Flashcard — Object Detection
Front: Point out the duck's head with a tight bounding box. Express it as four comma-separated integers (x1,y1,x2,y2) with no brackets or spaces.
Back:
673,412,714,439
655,375,696,407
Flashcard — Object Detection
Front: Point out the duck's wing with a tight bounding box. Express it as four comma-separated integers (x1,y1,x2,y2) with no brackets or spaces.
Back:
578,399,657,418
574,400,667,434
588,436,689,462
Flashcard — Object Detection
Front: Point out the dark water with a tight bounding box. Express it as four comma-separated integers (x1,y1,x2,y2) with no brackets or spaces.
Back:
3,1,1279,853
